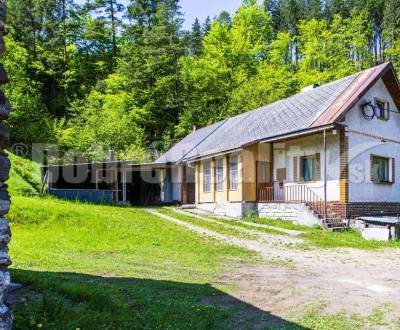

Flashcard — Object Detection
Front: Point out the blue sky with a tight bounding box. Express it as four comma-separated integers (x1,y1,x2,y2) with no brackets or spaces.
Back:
75,0,242,30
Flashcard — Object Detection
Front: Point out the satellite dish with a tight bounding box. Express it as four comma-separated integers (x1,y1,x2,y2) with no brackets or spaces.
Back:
361,101,375,120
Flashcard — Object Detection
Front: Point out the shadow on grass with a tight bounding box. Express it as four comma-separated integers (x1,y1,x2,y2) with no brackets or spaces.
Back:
9,268,309,330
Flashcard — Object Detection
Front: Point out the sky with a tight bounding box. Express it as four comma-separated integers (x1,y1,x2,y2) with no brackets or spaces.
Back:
75,0,242,30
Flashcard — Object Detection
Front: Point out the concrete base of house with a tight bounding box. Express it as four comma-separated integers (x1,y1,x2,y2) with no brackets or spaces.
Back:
196,201,321,226
258,203,320,227
196,201,247,218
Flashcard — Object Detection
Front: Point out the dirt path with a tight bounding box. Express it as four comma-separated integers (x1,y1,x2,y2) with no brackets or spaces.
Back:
176,208,303,236
148,209,400,327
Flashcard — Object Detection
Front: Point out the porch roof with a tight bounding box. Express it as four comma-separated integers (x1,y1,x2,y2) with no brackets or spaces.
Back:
157,62,400,163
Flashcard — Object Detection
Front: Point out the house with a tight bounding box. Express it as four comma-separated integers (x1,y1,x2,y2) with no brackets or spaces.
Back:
156,62,400,228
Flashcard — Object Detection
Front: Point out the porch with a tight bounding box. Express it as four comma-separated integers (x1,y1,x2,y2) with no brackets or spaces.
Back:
257,183,346,229
250,128,347,229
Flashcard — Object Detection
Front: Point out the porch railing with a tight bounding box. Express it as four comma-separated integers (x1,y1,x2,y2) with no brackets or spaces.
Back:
257,184,340,223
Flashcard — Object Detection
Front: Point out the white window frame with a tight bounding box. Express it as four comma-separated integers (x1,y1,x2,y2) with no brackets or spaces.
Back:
203,161,211,193
229,155,238,190
216,158,224,192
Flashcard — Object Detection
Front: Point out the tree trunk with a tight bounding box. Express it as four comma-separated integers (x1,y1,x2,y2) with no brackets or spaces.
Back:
170,35,182,115
110,0,117,65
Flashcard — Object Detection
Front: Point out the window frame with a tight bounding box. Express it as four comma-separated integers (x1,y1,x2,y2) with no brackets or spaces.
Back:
203,161,212,193
300,155,317,182
216,158,224,192
229,155,239,191
371,155,392,184
375,98,390,121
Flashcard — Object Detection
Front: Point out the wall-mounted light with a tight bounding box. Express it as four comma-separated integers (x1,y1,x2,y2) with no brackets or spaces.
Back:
332,128,337,135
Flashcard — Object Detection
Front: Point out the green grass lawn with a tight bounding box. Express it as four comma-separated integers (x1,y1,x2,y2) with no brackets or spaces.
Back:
158,207,260,239
6,154,400,329
9,196,261,329
160,208,292,237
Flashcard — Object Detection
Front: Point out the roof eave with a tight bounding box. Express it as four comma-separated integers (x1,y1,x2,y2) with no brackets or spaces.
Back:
259,124,336,144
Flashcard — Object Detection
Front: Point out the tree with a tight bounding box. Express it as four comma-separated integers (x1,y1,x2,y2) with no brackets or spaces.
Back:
382,0,400,60
263,0,282,34
216,11,232,27
63,73,146,160
3,38,54,145
190,18,203,56
177,2,272,135
85,0,124,66
202,16,211,35
120,0,184,147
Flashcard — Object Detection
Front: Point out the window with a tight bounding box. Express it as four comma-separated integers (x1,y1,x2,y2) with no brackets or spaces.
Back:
300,155,317,182
375,98,389,120
371,155,391,183
203,161,211,192
216,158,224,192
229,155,238,190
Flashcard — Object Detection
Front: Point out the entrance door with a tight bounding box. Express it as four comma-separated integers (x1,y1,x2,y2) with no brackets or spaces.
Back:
181,166,196,204
257,161,272,201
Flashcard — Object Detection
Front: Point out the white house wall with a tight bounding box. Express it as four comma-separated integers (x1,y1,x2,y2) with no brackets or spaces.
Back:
273,133,341,201
344,78,400,202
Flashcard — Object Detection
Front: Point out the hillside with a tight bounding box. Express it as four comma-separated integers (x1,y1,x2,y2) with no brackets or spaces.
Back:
7,153,41,198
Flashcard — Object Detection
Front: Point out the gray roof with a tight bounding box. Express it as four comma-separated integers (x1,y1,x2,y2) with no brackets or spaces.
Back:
154,120,225,164
156,69,363,163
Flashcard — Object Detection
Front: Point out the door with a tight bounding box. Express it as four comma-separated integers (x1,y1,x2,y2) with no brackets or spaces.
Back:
257,161,272,201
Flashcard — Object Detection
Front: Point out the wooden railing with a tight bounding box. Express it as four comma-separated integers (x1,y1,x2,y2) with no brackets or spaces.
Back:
257,184,339,223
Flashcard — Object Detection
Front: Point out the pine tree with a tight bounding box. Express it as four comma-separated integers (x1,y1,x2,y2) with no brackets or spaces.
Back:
263,0,282,35
305,0,323,20
190,18,203,56
202,16,211,35
85,0,124,66
121,0,184,145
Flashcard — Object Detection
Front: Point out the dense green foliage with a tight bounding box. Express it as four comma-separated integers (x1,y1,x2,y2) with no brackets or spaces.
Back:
6,0,400,159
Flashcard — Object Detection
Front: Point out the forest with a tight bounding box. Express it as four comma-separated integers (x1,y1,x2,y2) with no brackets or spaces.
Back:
5,0,400,161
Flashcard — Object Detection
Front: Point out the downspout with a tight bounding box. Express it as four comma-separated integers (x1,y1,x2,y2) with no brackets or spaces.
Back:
323,129,327,224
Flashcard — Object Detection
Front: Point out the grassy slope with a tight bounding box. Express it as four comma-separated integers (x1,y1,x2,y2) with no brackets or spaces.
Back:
9,197,256,329
7,152,42,198
7,154,258,329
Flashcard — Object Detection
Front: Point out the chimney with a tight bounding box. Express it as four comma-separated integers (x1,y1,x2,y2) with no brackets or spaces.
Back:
108,149,115,161
301,83,320,93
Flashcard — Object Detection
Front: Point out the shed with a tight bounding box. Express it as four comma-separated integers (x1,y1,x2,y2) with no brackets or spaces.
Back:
43,160,164,206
